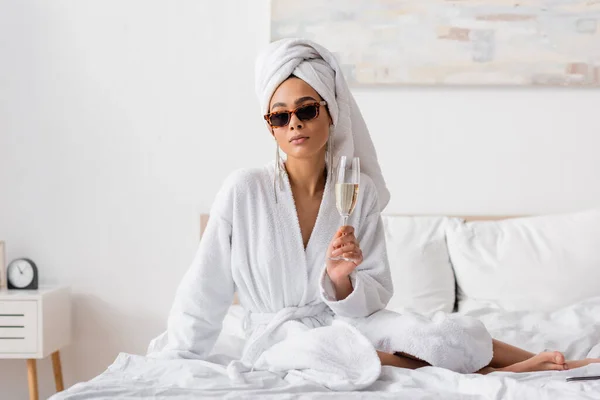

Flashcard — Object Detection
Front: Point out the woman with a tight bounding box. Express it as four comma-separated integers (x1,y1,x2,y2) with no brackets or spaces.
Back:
149,39,599,390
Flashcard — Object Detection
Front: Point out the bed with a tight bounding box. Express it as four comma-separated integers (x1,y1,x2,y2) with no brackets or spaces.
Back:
51,211,600,399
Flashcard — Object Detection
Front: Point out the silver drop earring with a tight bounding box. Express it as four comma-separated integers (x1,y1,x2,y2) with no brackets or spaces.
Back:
274,138,282,203
326,127,334,184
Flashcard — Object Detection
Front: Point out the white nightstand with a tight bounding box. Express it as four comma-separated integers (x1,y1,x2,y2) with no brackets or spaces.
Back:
0,286,71,400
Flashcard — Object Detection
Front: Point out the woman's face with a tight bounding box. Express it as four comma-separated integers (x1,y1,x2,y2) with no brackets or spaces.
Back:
267,77,332,162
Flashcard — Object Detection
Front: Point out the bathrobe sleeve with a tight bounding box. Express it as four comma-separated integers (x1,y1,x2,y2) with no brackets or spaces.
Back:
320,175,393,318
152,181,236,360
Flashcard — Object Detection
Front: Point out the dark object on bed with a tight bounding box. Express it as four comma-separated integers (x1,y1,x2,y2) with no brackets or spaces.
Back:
566,375,600,382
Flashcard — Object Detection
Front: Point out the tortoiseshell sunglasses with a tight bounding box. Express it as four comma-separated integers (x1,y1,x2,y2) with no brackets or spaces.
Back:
264,101,327,128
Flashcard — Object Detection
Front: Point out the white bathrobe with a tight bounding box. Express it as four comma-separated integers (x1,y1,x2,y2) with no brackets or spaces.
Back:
149,161,494,390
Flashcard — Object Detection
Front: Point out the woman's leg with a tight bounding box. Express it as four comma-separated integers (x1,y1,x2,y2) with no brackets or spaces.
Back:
379,340,600,373
488,339,535,367
378,340,534,371
377,351,429,369
480,339,565,373
378,341,541,372
482,339,600,373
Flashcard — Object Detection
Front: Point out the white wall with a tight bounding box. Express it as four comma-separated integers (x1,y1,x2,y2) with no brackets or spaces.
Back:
1,1,599,398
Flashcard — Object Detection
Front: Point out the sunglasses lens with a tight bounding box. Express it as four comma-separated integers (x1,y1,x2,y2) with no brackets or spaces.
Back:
296,105,318,121
269,112,290,127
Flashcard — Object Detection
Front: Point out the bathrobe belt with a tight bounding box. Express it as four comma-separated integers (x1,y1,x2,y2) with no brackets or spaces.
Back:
241,303,332,364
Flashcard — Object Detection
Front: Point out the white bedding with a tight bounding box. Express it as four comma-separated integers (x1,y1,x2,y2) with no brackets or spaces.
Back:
51,297,600,399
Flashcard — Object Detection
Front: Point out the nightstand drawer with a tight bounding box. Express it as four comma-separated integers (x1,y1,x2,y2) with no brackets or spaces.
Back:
0,300,38,353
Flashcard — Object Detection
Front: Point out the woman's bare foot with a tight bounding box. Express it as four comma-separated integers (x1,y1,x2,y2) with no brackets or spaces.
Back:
564,358,600,370
499,351,568,373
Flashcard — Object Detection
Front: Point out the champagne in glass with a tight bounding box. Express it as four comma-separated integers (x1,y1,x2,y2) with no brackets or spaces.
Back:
335,183,359,226
330,156,360,261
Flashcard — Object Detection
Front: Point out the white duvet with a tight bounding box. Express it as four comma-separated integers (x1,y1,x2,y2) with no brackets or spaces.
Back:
51,296,600,399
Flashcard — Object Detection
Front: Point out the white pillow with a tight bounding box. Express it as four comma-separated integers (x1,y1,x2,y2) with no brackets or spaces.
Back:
446,208,600,312
382,216,461,315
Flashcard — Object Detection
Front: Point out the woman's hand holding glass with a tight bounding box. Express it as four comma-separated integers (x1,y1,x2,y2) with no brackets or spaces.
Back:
326,225,363,285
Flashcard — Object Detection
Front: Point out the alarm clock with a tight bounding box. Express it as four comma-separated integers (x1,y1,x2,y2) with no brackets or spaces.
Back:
7,258,39,290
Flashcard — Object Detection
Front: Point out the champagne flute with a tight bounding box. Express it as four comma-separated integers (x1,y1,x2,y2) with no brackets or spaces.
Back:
330,156,360,262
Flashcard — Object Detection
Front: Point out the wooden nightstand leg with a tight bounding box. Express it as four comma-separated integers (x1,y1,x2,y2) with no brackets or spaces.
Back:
51,350,65,392
26,359,39,400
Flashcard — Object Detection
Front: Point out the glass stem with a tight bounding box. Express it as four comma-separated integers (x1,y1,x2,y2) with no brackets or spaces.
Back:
342,215,348,227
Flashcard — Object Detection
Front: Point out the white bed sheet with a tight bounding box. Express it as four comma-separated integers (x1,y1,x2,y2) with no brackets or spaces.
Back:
51,297,600,399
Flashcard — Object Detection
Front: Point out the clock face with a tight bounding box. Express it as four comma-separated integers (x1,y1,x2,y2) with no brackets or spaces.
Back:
7,259,35,288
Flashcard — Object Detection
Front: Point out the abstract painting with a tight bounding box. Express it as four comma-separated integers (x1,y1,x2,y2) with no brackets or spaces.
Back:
271,0,600,86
